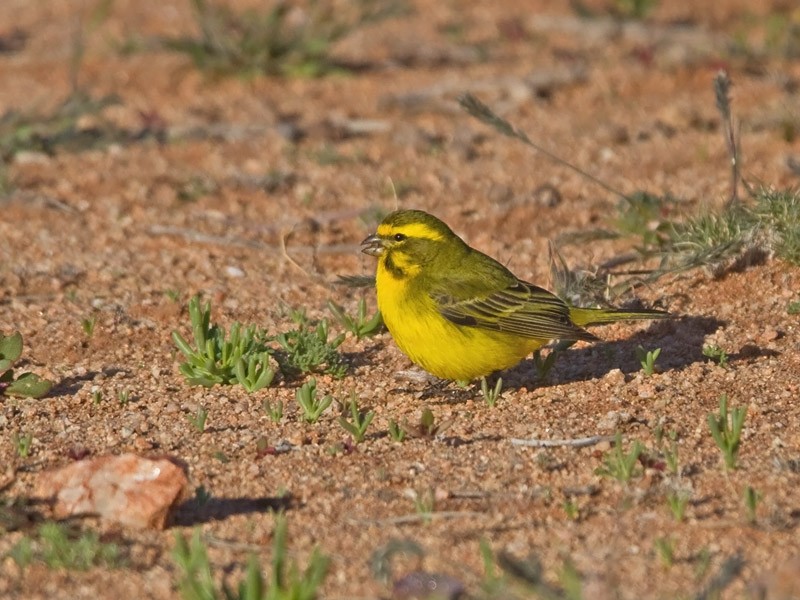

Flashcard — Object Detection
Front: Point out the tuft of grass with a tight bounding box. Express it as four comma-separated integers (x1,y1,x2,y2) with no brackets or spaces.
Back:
163,0,406,78
707,394,746,470
173,514,329,600
9,521,123,570
744,486,761,524
274,311,346,379
81,316,96,337
666,489,691,522
12,431,33,458
387,419,406,442
0,331,53,398
187,406,209,433
654,536,675,568
296,378,333,424
337,392,375,443
788,300,800,315
635,346,661,376
263,398,284,423
480,376,503,407
702,344,729,367
595,431,643,483
327,298,383,341
173,296,275,390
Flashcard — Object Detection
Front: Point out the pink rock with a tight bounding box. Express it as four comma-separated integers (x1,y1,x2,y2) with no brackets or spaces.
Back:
35,453,188,529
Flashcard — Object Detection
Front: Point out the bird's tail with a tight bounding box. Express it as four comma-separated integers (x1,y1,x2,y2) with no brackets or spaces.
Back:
569,306,670,328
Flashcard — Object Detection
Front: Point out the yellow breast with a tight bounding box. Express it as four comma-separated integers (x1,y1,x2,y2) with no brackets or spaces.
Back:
375,258,544,380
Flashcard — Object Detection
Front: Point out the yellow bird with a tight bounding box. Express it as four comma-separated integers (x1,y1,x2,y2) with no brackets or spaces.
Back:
361,209,668,381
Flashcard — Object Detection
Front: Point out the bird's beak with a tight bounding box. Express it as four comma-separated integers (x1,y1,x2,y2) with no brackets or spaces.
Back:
360,233,385,257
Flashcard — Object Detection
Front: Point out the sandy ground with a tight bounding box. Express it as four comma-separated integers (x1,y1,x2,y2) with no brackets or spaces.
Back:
1,0,800,598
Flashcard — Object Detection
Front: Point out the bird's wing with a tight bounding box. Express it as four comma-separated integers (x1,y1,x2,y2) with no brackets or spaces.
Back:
434,280,597,341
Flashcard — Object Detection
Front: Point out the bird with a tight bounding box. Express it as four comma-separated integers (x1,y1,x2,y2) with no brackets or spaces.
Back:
360,209,668,381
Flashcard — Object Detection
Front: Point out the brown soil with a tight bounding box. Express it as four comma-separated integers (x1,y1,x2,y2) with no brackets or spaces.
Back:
2,0,800,598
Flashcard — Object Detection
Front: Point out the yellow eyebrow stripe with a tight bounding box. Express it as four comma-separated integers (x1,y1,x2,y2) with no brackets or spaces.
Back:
377,222,444,241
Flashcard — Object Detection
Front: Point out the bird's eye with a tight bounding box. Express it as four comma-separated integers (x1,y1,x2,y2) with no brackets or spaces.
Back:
393,233,407,242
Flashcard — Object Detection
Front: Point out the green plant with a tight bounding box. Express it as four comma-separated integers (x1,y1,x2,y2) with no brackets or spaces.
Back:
401,407,445,439
563,499,580,521
9,521,122,570
337,392,374,443
702,344,729,367
654,536,675,568
788,300,800,315
635,345,661,376
194,486,212,507
744,486,760,523
263,398,284,423
0,331,53,398
91,389,103,404
187,406,209,433
295,378,333,423
411,488,435,524
117,389,130,405
532,348,559,380
173,515,329,600
387,419,406,442
480,376,503,407
707,394,746,470
655,427,680,475
274,313,346,379
595,431,643,483
666,489,690,522
327,299,382,340
81,316,96,337
12,431,33,458
235,352,276,393
163,0,405,78
173,296,274,389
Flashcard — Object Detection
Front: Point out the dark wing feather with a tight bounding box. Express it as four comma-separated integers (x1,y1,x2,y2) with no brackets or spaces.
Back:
435,280,598,342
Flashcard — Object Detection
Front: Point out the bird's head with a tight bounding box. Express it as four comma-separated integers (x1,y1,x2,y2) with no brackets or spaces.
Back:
361,209,463,278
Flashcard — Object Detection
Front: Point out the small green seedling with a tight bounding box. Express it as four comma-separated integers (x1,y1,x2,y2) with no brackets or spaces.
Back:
91,389,103,405
234,351,275,393
387,419,406,442
744,486,760,524
401,407,445,439
702,344,729,367
533,348,558,380
411,488,436,524
117,390,130,405
0,331,53,398
172,296,273,387
563,500,580,521
194,486,212,507
263,398,284,423
707,394,746,470
666,490,690,522
9,521,122,570
296,378,333,423
13,431,33,458
338,393,375,443
595,431,643,483
172,515,329,600
480,376,503,407
636,345,661,376
788,300,800,315
654,536,675,568
81,317,96,337
275,315,346,379
187,406,209,433
327,298,383,340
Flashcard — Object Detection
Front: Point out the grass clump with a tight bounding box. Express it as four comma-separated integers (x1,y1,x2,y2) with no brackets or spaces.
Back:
707,394,746,470
274,311,346,379
173,514,329,600
173,296,274,390
164,0,406,78
338,392,375,443
595,431,643,483
9,521,123,570
0,331,53,398
296,378,333,423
